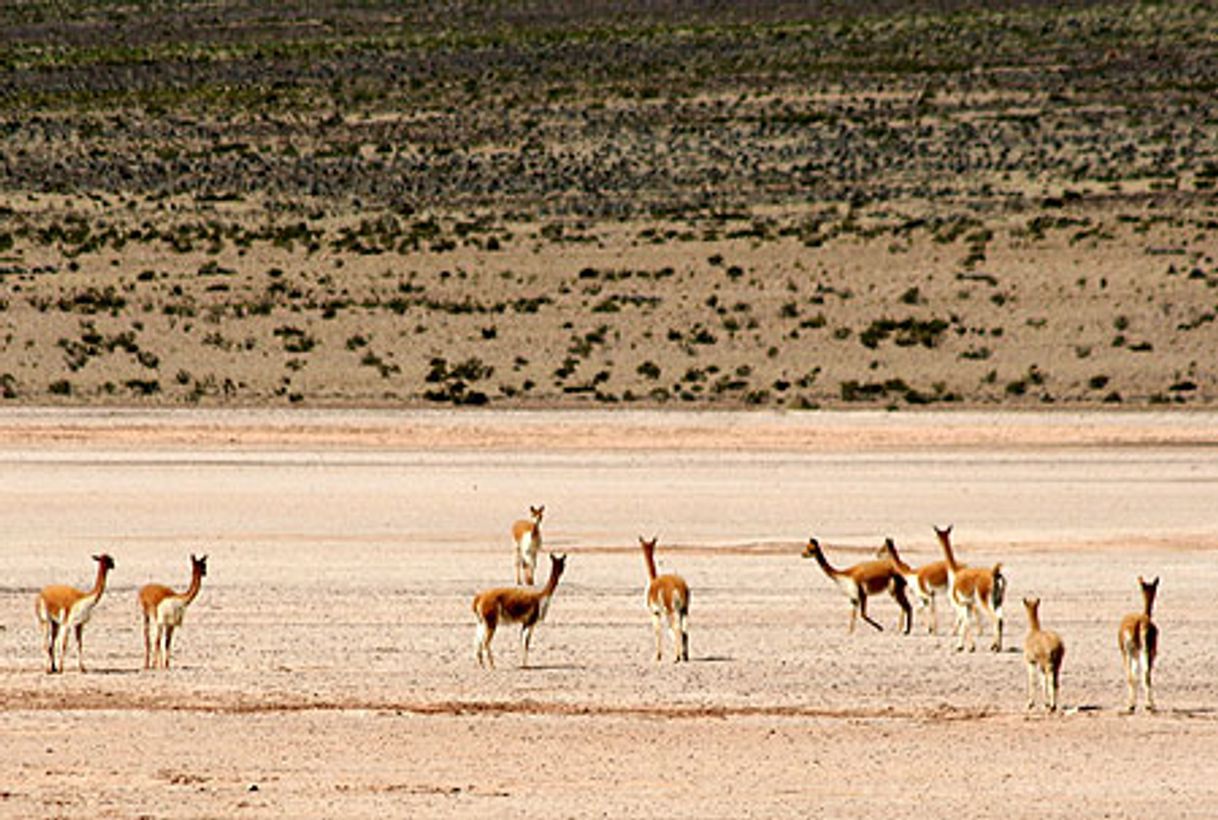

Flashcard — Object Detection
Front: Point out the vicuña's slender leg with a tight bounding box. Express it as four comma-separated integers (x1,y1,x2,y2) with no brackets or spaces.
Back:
1123,651,1137,712
1142,651,1155,712
475,612,497,668
857,593,883,632
74,624,86,672
44,621,58,673
1026,661,1038,710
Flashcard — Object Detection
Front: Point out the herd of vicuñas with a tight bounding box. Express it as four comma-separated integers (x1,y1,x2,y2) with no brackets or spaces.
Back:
29,507,1160,713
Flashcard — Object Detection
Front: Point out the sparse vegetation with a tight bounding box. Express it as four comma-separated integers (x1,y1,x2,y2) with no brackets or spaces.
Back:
0,1,1213,408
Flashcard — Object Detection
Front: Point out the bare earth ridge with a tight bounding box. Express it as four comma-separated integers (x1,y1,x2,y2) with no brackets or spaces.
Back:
2,409,1218,818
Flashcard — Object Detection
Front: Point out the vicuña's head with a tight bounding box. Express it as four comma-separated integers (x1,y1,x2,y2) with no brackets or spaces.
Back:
880,537,898,557
1023,596,1040,613
191,554,209,577
93,553,116,572
801,538,822,559
548,552,567,581
639,535,658,553
530,504,545,523
934,524,953,542
1138,575,1159,609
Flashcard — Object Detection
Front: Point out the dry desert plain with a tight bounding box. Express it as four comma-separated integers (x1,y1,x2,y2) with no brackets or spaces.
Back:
1,409,1218,818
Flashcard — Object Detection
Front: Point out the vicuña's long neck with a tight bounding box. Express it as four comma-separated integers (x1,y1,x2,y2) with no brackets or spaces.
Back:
937,532,959,571
542,565,562,596
90,563,110,603
182,567,204,605
641,548,658,580
1143,591,1156,618
812,547,839,578
884,543,910,573
1026,606,1041,632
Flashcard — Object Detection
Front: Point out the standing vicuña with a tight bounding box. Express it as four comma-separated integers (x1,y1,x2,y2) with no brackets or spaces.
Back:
802,538,911,633
138,554,208,670
512,504,545,585
935,525,1006,652
1023,597,1065,712
1118,576,1159,713
34,553,116,674
639,536,690,662
877,537,949,634
473,552,567,668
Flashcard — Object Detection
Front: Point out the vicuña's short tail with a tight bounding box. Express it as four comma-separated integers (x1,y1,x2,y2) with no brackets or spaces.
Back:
991,564,1007,609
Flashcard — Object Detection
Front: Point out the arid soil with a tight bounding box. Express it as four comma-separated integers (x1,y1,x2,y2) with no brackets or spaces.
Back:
1,409,1218,818
2,2,1218,409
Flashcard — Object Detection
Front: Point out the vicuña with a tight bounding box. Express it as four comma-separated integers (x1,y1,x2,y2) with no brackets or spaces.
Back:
935,525,1006,652
877,537,949,634
802,537,911,634
473,552,567,668
1118,575,1159,713
35,553,116,674
138,554,208,670
1022,597,1065,712
511,504,545,585
639,536,690,662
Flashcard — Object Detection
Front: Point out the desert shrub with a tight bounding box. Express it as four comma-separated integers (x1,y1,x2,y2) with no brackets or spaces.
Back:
424,356,491,405
126,379,160,396
274,325,317,353
637,361,661,379
859,317,949,349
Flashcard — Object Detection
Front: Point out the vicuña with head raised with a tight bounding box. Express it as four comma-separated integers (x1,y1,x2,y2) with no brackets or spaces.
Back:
877,537,949,634
1118,575,1159,713
1022,597,1065,712
512,504,545,585
473,552,567,669
35,553,116,674
639,536,690,662
802,537,911,634
935,525,1006,652
138,553,208,670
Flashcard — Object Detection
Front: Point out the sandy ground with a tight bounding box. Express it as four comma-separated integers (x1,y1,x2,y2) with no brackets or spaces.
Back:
2,409,1218,818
